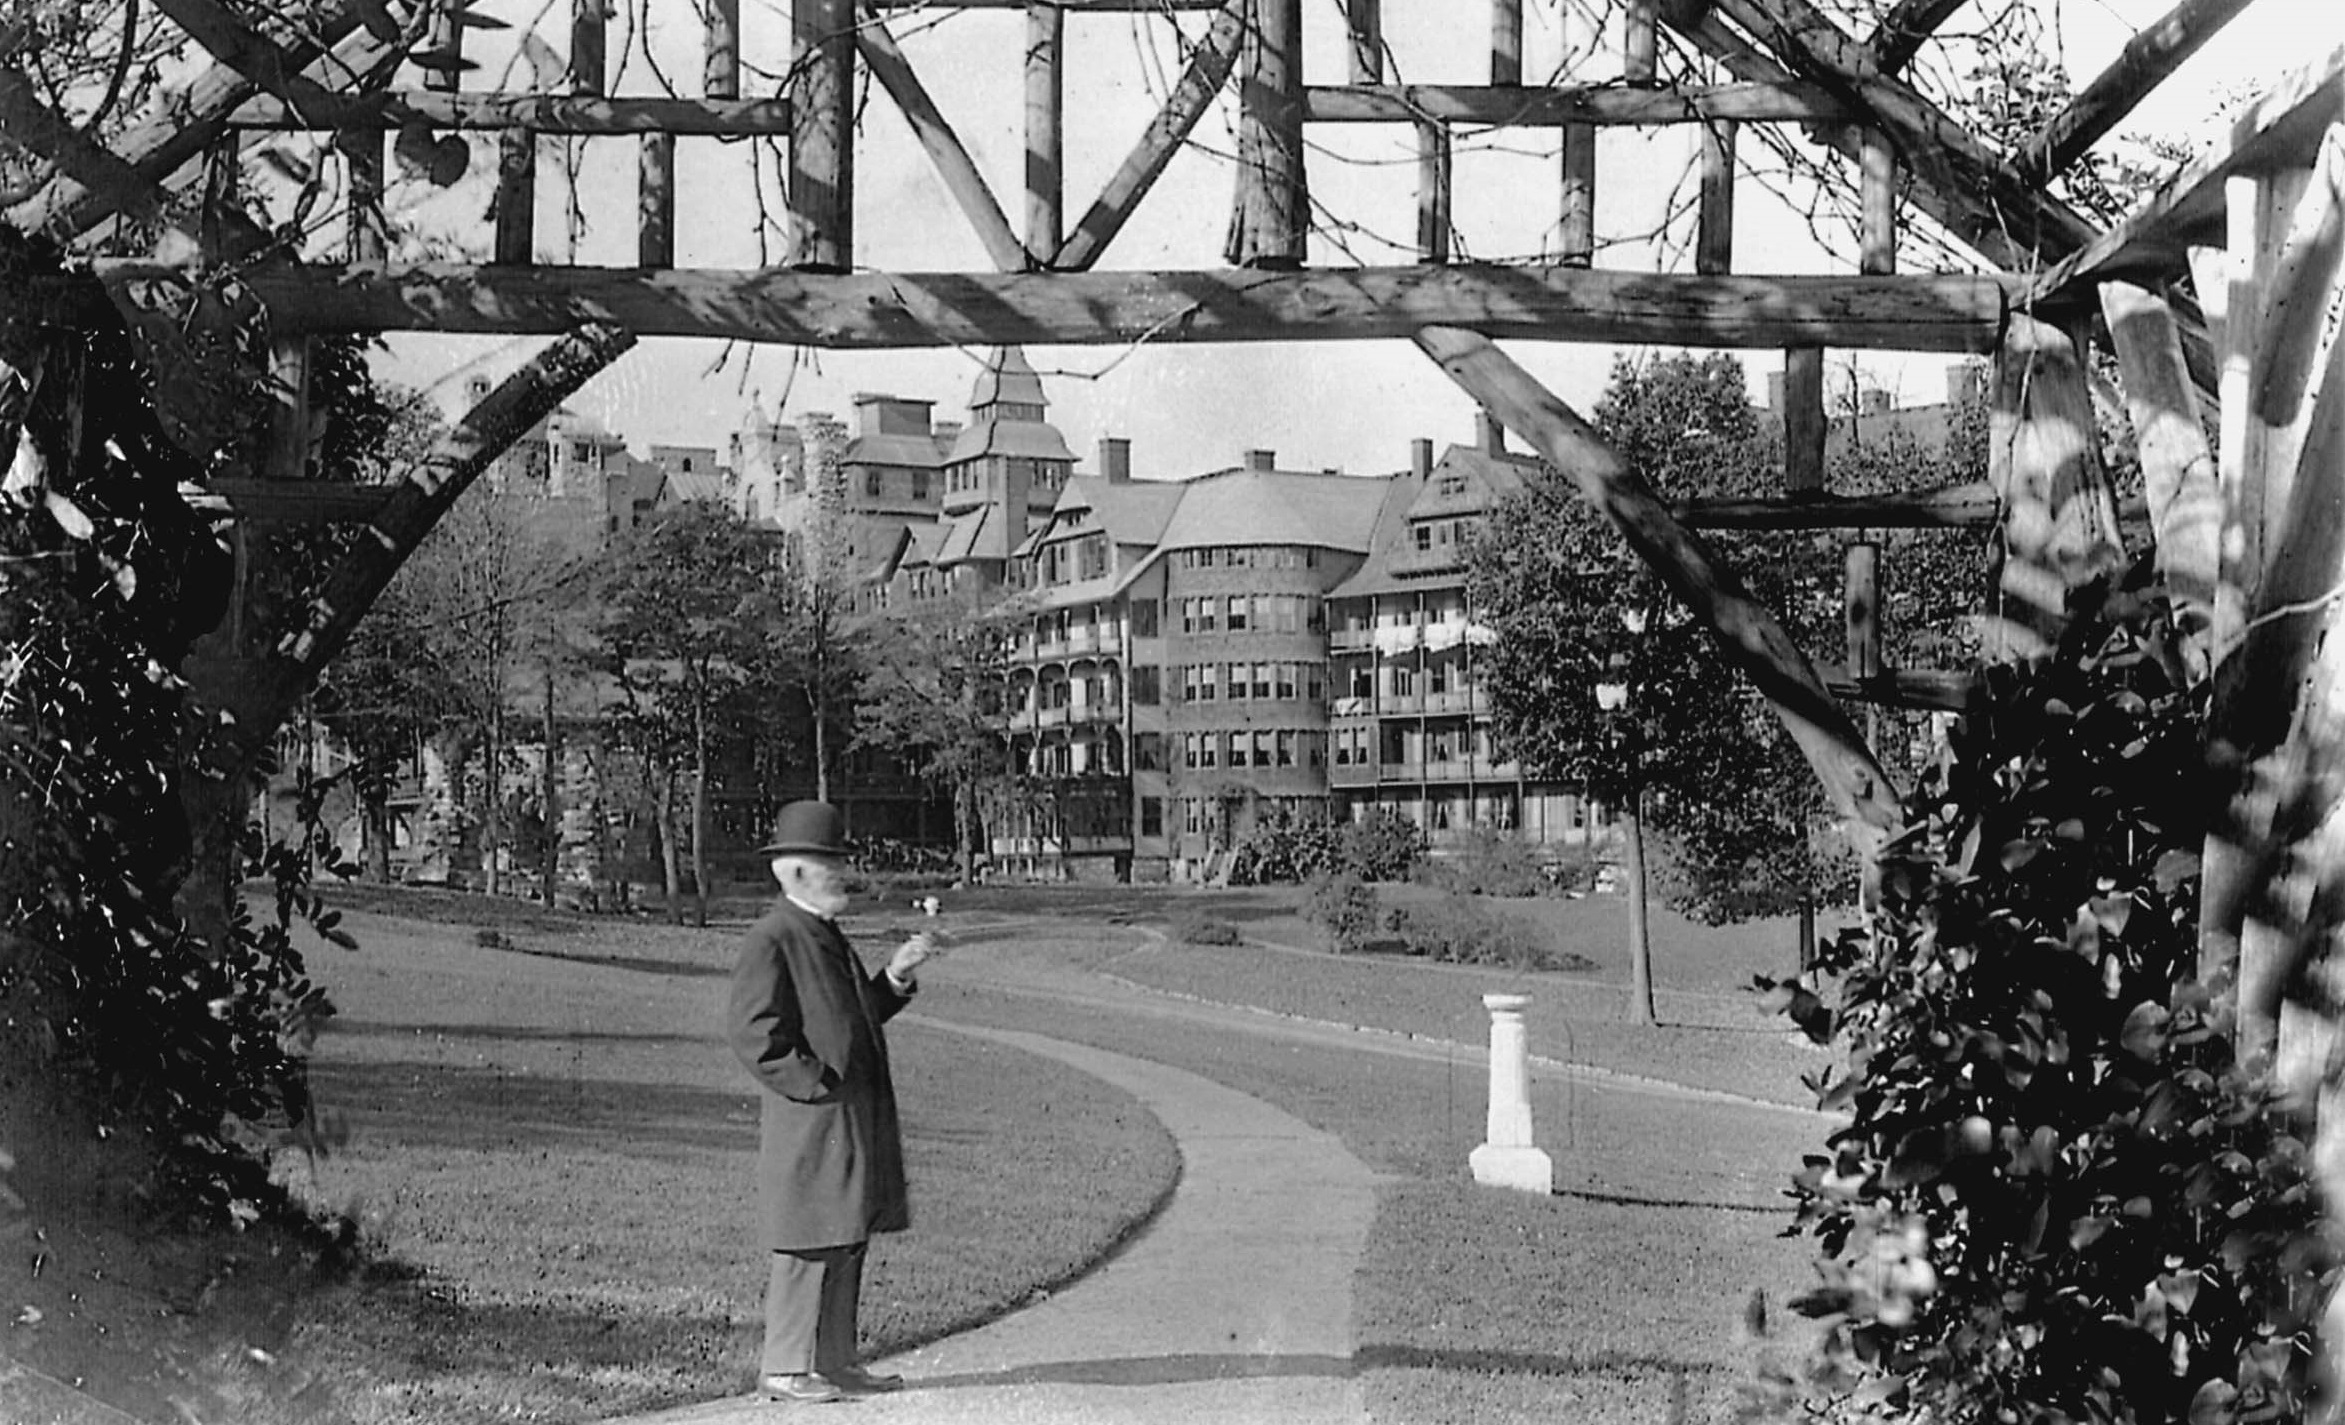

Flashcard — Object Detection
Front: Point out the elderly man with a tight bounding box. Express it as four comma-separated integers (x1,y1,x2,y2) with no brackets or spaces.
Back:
727,800,945,1404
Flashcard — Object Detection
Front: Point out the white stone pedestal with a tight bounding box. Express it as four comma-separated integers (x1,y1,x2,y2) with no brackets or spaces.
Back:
1469,992,1554,1194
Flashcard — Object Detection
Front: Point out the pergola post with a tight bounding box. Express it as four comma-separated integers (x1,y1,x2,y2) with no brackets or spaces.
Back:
1225,0,1307,268
1981,313,2125,662
791,0,857,271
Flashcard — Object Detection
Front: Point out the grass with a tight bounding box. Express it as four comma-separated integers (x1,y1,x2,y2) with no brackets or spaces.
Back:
281,911,1180,1423
911,947,1829,1424
15,879,1843,1424
1101,929,1826,1108
5,904,1178,1425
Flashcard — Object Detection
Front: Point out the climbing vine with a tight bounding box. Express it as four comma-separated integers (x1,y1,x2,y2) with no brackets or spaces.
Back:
0,236,351,1221
1750,565,2335,1423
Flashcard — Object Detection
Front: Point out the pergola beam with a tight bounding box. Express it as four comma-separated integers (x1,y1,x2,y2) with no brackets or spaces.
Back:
7,8,378,238
61,262,2010,351
228,92,796,134
1302,80,1854,125
1414,324,1904,834
1055,0,1246,270
2019,0,2257,182
1867,0,1966,75
856,15,1031,271
2029,46,2345,303
1700,0,2101,262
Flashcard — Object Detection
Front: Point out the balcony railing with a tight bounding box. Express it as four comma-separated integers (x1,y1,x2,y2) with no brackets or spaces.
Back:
1328,762,1377,788
1378,761,1424,783
1378,692,1424,714
1328,627,1373,652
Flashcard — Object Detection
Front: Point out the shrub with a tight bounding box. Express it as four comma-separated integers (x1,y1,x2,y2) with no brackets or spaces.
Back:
1540,844,1601,896
1304,873,1381,955
1749,571,2334,1425
1422,827,1551,897
1339,809,1428,882
1385,893,1575,971
1227,807,1345,885
1171,915,1242,947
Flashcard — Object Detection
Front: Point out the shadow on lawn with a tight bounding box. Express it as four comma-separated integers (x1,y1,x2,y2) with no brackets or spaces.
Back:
310,1280,759,1421
309,1057,759,1156
904,1351,1357,1391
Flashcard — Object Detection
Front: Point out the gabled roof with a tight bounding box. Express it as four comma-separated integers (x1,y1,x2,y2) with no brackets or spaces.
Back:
943,414,1076,465
843,432,949,468
967,346,1047,411
1150,467,1392,555
1407,444,1539,518
1328,445,1549,600
1040,474,1185,549
933,506,994,566
664,470,730,506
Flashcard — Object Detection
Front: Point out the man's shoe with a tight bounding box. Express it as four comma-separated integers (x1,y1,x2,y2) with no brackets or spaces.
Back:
758,1373,849,1404
829,1367,904,1395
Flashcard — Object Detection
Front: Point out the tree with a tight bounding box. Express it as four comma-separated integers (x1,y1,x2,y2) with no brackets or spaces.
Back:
397,485,595,896
756,412,862,809
597,500,772,925
1468,353,1854,1007
854,585,1026,883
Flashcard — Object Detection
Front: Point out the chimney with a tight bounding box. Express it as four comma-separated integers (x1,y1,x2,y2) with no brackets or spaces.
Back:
1945,361,1985,410
1411,438,1434,479
1859,387,1893,416
1243,448,1276,471
1098,436,1132,483
1478,411,1506,455
1766,370,1786,412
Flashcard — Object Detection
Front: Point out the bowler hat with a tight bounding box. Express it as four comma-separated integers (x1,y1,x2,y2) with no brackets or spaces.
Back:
760,800,850,858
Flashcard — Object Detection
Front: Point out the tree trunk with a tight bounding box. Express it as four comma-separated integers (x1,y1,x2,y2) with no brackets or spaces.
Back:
539,671,559,906
362,791,392,883
482,679,503,897
655,768,683,925
690,677,711,928
1797,890,1818,979
1625,785,1657,1026
956,778,976,885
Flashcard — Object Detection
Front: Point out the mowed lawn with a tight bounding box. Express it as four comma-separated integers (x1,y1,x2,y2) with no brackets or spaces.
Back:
280,910,1180,1423
284,884,1838,1424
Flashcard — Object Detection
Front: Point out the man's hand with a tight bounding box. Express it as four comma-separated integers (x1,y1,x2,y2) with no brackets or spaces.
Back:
887,930,949,984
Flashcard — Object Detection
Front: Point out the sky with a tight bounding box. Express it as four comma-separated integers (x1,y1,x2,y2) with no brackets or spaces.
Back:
368,0,2340,481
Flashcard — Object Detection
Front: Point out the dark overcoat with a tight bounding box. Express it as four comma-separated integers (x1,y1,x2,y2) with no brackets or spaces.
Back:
726,899,914,1250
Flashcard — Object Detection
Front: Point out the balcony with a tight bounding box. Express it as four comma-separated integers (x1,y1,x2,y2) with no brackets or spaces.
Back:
1423,759,1475,781
1423,690,1474,715
1379,693,1424,714
1378,761,1425,783
1036,705,1070,729
1331,695,1374,718
1328,762,1377,788
1328,627,1373,652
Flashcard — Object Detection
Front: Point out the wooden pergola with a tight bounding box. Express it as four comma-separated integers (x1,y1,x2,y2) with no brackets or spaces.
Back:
0,0,2339,1341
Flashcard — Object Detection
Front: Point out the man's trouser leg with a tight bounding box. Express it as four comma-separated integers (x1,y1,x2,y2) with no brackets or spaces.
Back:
762,1242,866,1376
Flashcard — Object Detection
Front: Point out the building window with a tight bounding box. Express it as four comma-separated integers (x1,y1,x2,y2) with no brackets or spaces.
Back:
912,471,931,500
1141,796,1164,838
1135,732,1165,770
1276,663,1297,700
865,469,884,497
1413,523,1432,552
1227,735,1248,768
1131,600,1158,638
1132,665,1161,705
1225,595,1248,632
